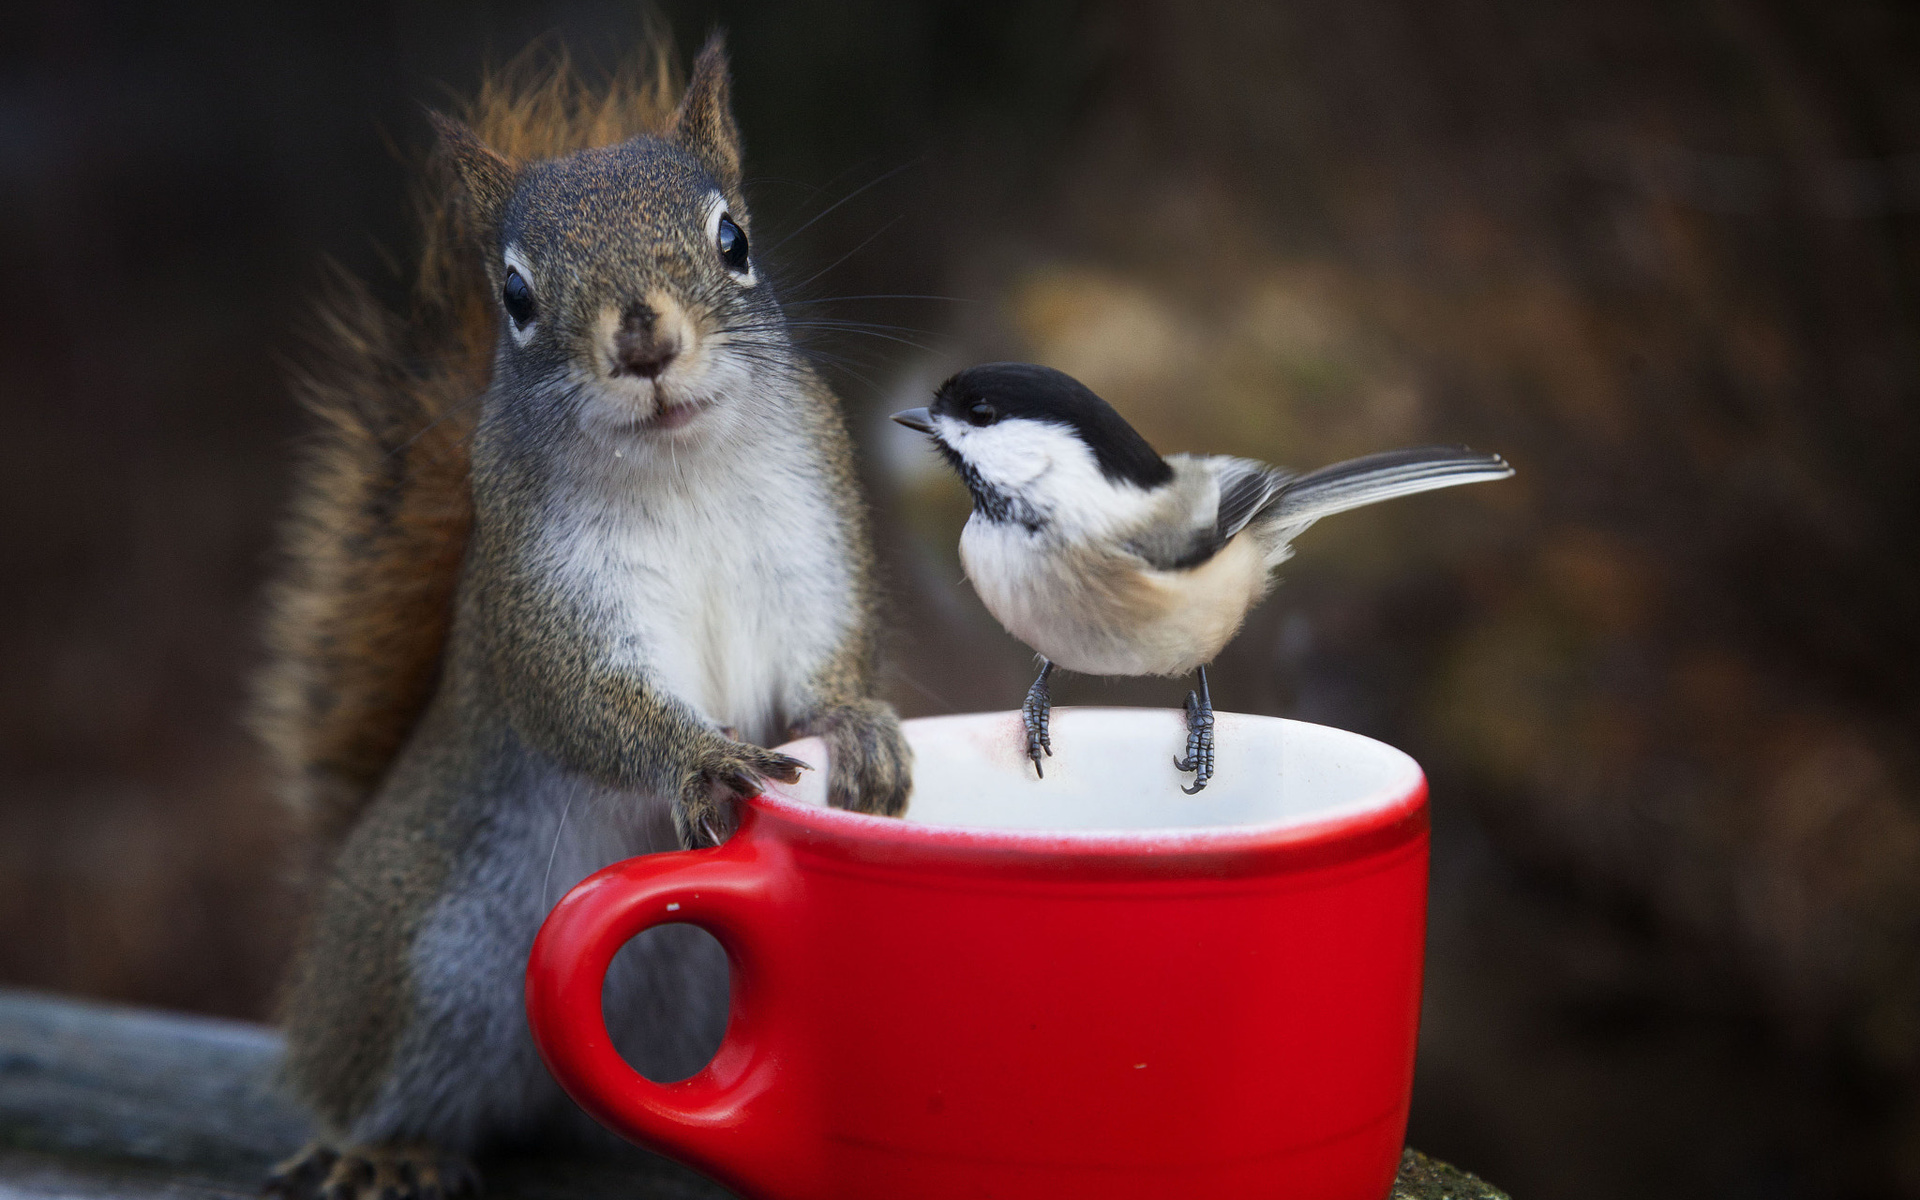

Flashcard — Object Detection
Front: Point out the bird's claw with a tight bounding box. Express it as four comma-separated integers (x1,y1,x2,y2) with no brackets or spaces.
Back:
1022,662,1055,779
1174,683,1215,794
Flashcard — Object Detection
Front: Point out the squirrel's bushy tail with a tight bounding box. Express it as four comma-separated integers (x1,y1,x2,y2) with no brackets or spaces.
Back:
254,39,683,848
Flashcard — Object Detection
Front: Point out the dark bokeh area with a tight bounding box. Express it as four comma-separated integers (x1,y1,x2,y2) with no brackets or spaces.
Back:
4,2,1918,1196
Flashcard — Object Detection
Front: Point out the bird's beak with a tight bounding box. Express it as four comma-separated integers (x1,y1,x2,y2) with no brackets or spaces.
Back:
891,407,934,434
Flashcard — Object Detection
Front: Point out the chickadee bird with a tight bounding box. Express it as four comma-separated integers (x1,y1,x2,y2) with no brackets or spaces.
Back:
893,362,1513,793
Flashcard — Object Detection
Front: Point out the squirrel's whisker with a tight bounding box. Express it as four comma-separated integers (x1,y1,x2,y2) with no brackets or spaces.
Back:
784,294,970,306
778,214,907,296
763,158,922,254
539,791,576,911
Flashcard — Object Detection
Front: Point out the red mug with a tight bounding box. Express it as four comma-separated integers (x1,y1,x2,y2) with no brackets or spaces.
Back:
526,708,1428,1200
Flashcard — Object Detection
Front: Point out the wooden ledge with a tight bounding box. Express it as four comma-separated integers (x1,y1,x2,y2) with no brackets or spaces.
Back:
0,989,1507,1199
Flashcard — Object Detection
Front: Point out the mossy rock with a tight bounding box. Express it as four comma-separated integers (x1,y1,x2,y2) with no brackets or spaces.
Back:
1394,1148,1511,1199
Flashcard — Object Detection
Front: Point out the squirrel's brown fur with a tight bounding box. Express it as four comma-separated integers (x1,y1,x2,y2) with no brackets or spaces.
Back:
254,43,687,849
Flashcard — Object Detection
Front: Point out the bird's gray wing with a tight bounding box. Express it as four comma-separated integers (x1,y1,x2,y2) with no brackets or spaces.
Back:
1124,447,1511,571
1214,456,1295,543
1124,456,1292,571
1258,446,1513,532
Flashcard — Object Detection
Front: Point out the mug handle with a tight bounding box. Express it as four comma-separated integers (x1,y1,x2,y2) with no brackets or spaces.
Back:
525,811,803,1190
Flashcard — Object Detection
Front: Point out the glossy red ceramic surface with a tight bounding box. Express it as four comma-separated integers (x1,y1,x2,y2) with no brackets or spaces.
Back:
526,709,1429,1200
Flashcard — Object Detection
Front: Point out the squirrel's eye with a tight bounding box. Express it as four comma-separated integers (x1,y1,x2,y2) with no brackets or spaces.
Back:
716,214,749,274
502,269,536,328
967,403,998,427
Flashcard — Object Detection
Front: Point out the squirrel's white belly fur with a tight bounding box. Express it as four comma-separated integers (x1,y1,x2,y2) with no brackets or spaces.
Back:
960,518,1270,677
551,451,853,747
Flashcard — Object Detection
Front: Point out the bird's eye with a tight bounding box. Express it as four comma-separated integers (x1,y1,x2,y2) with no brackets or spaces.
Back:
502,268,536,328
967,403,998,427
716,214,749,274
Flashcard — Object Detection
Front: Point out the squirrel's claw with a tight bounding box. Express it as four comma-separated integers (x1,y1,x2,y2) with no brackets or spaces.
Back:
787,698,912,818
741,747,808,786
264,1143,336,1199
673,742,811,849
265,1143,474,1200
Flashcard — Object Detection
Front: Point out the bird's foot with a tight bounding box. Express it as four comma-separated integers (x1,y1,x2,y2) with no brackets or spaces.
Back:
1022,661,1055,779
1173,668,1215,794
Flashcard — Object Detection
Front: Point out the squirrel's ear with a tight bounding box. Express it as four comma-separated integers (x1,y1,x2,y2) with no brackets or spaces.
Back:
670,34,744,196
429,112,518,235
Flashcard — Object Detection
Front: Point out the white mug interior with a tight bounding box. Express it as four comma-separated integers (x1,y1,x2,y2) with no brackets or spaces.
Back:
769,708,1422,835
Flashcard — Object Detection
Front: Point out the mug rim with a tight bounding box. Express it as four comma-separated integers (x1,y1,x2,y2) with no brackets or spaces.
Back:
754,709,1429,875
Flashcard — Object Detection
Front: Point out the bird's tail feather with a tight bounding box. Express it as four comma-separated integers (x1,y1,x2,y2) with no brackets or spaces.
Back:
1258,446,1512,552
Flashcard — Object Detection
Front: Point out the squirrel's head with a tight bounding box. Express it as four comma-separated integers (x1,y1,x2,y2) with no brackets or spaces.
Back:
434,38,788,461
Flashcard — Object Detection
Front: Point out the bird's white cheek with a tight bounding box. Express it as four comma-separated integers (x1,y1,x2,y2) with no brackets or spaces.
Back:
957,425,1051,487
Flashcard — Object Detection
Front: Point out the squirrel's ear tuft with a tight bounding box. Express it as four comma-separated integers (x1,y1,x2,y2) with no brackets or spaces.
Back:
429,112,518,235
670,33,743,196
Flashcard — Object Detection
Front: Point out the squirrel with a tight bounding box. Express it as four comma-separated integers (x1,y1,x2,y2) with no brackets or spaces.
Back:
251,34,912,1200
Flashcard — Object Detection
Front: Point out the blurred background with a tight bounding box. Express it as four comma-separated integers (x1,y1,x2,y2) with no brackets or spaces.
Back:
3,1,1917,1196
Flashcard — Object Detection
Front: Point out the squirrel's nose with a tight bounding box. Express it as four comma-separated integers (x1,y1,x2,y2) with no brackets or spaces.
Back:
610,302,678,379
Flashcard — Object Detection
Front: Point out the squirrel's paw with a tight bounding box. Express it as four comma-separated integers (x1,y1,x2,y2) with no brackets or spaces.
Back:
790,698,913,818
673,741,808,849
263,1142,477,1200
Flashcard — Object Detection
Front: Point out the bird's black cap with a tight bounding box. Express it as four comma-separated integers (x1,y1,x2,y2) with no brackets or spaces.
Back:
930,363,1174,489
